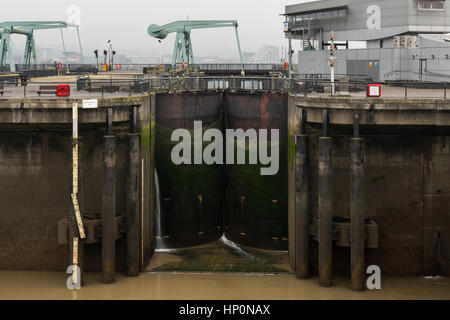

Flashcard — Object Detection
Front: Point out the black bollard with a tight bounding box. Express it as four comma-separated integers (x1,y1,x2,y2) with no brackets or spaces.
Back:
351,136,365,291
318,136,333,287
295,134,310,279
102,108,116,284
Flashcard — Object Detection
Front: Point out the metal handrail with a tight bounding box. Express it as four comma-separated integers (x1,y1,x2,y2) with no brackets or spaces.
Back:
0,76,449,99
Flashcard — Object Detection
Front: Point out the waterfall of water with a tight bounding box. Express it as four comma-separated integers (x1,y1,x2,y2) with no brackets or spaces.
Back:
154,169,164,249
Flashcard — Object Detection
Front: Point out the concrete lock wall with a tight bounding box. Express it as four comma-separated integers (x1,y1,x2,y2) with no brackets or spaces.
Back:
0,95,155,272
0,125,128,271
0,92,449,276
288,97,450,276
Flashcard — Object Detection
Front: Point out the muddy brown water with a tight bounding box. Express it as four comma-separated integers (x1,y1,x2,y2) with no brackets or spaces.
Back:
0,271,448,300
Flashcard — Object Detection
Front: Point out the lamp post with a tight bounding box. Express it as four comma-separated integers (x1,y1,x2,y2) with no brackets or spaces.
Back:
159,40,162,64
112,50,116,71
107,40,112,71
103,49,108,67
94,50,99,70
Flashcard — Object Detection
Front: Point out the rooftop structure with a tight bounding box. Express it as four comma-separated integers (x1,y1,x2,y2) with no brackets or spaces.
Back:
285,0,450,43
284,0,450,81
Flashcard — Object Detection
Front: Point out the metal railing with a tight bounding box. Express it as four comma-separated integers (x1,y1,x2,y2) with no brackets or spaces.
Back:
0,76,291,99
148,76,290,93
0,63,98,73
0,63,287,74
292,77,450,99
1,74,450,99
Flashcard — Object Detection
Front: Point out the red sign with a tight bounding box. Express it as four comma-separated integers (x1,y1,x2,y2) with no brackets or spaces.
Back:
57,62,62,70
367,84,381,97
56,84,70,97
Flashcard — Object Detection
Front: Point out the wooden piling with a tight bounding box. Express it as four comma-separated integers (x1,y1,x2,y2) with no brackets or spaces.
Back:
295,134,310,279
102,107,116,284
126,107,140,276
318,136,333,287
351,137,365,291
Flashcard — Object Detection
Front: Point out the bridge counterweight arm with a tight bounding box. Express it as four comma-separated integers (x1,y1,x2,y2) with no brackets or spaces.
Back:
148,20,244,72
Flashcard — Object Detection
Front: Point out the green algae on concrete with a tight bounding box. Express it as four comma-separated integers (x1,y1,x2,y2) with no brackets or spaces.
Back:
155,93,224,248
151,240,291,273
225,142,288,251
224,93,289,251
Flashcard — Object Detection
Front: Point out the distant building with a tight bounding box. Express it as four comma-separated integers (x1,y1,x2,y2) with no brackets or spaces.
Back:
114,54,133,64
284,0,450,81
37,48,54,64
243,52,256,63
245,46,281,63
244,46,281,63
59,51,82,64
253,46,281,63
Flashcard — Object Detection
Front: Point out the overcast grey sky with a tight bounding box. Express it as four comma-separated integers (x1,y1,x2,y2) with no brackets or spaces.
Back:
1,0,313,58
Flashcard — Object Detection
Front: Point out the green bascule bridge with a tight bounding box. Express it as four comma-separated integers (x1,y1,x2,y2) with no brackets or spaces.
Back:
148,20,245,73
0,21,83,73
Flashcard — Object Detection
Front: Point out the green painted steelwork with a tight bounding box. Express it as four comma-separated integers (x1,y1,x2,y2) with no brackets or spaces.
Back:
0,21,84,73
148,20,244,73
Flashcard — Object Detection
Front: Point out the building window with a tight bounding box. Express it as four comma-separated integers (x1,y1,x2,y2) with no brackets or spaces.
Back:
418,0,445,11
289,7,347,24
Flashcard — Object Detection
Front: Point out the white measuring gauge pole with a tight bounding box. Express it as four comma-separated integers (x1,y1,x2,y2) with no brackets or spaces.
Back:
331,66,335,96
72,102,86,240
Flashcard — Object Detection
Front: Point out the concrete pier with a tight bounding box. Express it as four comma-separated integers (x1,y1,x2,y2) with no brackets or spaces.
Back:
289,94,450,277
351,137,365,291
102,133,116,284
126,132,140,276
318,137,333,287
0,95,154,274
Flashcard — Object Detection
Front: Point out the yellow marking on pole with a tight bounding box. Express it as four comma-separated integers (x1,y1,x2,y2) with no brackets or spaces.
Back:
71,193,86,239
71,103,82,285
73,142,79,194
72,237,78,284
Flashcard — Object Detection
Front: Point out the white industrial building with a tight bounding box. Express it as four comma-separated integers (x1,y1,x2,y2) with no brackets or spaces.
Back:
284,0,450,81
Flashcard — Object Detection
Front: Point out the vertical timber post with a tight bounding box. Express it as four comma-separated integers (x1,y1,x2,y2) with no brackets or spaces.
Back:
295,108,310,279
351,112,365,291
319,109,333,287
288,37,293,81
102,107,116,284
127,106,141,276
